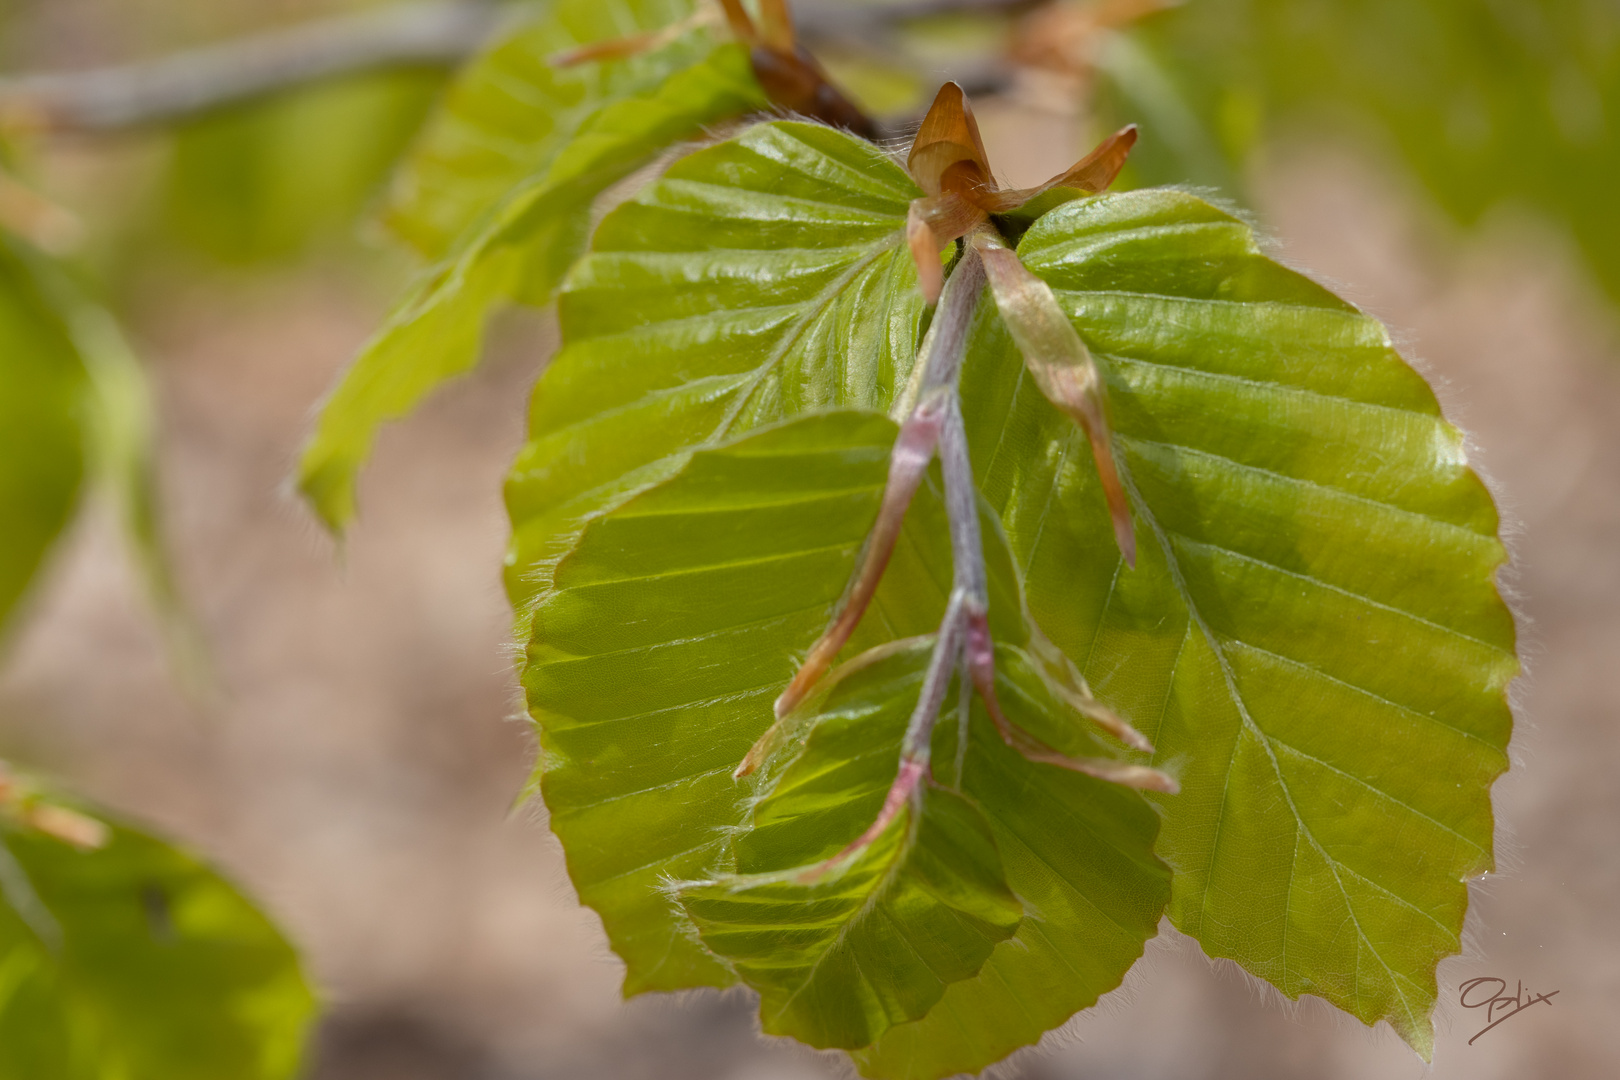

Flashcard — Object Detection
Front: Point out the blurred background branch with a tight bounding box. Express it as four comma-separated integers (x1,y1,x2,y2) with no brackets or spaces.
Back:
0,1,502,133
0,0,1058,136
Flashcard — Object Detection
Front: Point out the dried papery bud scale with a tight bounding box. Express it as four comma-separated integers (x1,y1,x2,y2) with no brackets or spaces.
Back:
973,230,1136,565
719,0,877,137
901,81,1137,303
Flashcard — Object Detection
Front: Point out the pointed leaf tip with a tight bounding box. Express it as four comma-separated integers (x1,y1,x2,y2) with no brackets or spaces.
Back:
908,82,992,198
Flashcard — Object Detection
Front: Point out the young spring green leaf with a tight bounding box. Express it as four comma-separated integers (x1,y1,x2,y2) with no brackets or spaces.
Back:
505,120,925,615
382,0,717,258
299,40,765,533
679,641,1024,1050
522,406,1166,1051
678,629,1167,1060
509,117,1516,1075
504,111,1174,1049
524,411,917,994
962,188,1516,1057
0,791,313,1080
849,639,1170,1080
0,239,87,638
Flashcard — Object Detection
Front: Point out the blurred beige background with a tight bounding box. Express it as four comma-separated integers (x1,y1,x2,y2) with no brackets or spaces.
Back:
2,4,1618,1079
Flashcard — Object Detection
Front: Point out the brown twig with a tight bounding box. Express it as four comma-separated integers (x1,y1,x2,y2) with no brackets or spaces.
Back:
0,1,504,134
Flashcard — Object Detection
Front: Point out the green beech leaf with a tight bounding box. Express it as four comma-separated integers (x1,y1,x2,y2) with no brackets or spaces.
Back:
960,188,1516,1056
299,37,765,533
508,120,1511,1076
504,120,924,613
679,642,1023,1050
382,0,715,259
524,410,913,994
0,240,87,638
0,804,313,1079
504,119,1164,1074
523,407,1166,1054
678,633,1166,1059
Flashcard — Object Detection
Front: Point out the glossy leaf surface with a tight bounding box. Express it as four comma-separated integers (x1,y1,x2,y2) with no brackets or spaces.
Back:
508,121,1515,1074
505,120,924,613
0,808,313,1079
960,188,1515,1055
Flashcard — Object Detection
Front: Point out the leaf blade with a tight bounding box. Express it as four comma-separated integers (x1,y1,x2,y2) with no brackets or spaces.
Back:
962,187,1516,1056
0,802,313,1080
298,41,765,532
680,644,1023,1050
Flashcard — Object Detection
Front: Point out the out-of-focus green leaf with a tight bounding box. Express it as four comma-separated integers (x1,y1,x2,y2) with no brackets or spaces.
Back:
0,236,196,679
382,0,715,258
1103,0,1620,302
299,30,766,533
0,795,313,1080
1091,32,1244,201
0,238,87,638
164,67,444,264
69,304,203,685
958,187,1516,1057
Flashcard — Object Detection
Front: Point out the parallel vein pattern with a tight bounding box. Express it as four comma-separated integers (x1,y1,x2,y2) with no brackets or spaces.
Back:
524,413,899,993
962,187,1515,1055
506,121,925,613
681,644,1024,1050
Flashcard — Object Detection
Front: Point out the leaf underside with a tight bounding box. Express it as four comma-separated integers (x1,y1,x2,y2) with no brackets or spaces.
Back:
507,121,1515,1074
